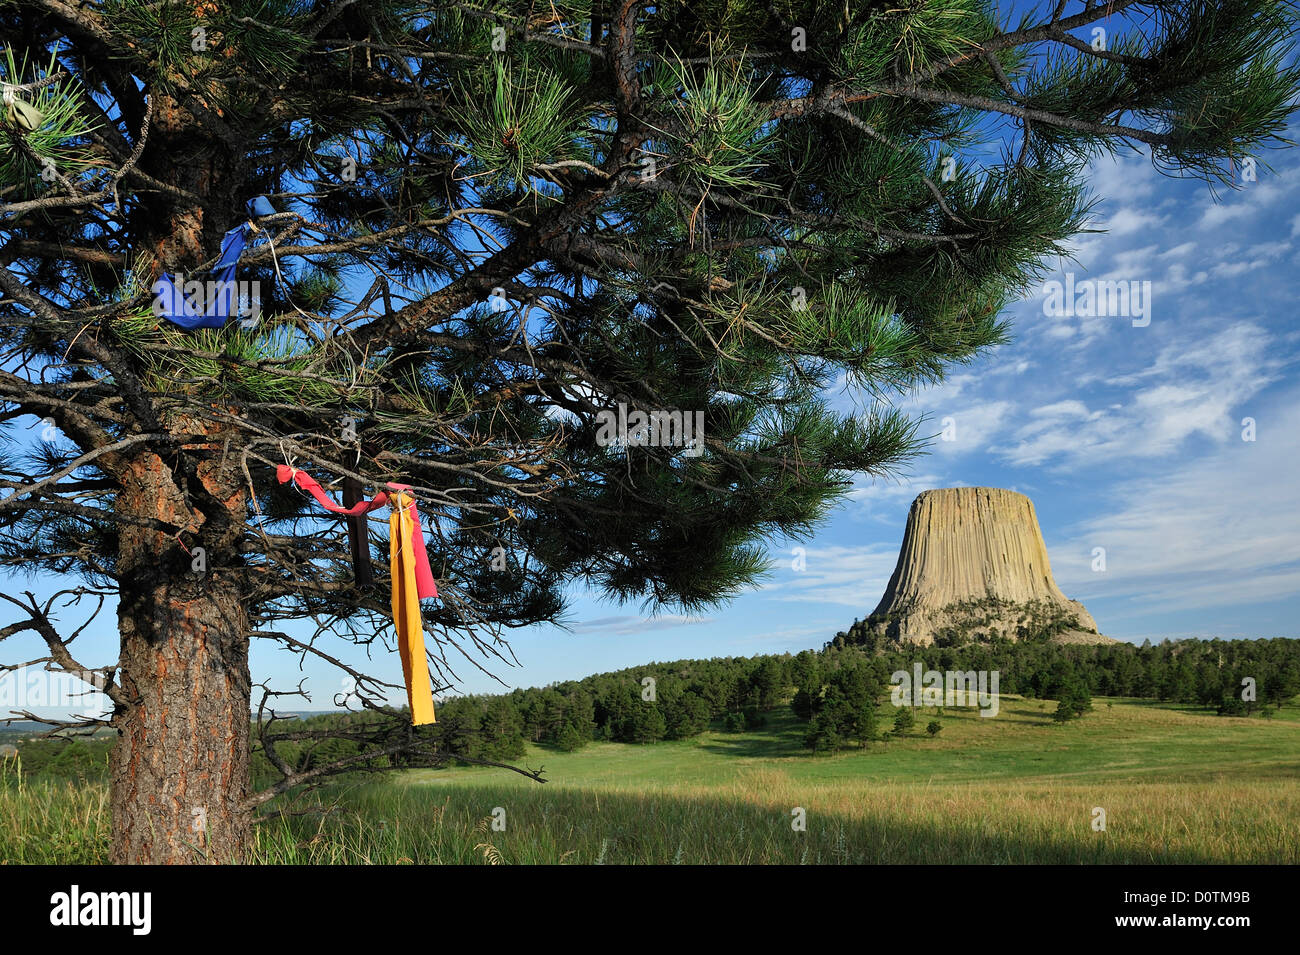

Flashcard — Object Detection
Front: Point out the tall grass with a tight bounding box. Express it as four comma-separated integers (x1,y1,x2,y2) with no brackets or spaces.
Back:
4,773,1292,865
1,755,110,864
248,772,1298,864
2,697,1297,864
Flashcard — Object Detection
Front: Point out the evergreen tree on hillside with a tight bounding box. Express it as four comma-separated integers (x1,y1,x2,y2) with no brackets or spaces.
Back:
554,722,586,752
562,687,598,745
434,700,484,758
631,703,668,743
1052,679,1091,721
481,696,527,759
805,656,878,749
749,656,786,711
3,0,1297,862
1263,666,1300,709
791,653,825,720
665,689,711,739
893,705,916,737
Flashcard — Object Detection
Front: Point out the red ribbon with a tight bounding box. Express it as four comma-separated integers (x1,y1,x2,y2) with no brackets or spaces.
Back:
277,465,438,600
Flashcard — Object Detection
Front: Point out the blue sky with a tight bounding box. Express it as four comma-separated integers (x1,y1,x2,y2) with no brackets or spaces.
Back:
5,23,1300,719
10,138,1296,721
489,138,1300,682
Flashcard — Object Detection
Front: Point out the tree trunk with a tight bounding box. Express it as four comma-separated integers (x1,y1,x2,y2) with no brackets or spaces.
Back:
108,76,252,862
110,443,252,864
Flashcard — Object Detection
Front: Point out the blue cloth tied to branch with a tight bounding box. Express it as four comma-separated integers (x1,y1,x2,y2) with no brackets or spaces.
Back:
153,196,275,329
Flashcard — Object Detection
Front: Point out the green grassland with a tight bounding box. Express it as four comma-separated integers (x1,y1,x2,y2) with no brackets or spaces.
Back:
3,695,1297,864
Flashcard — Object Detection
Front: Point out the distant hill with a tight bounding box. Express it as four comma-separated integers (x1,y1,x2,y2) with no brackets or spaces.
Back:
0,722,55,738
0,711,338,739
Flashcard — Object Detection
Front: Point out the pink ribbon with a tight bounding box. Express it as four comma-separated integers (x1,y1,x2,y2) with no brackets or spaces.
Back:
277,465,438,599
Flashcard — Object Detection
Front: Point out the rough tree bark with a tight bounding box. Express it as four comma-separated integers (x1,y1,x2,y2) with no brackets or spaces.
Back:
101,78,254,861
109,431,252,864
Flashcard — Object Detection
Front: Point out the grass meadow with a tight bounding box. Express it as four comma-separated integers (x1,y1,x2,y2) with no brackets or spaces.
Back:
3,696,1297,864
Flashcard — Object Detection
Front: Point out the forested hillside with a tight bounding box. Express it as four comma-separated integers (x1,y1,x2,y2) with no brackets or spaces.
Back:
6,636,1297,784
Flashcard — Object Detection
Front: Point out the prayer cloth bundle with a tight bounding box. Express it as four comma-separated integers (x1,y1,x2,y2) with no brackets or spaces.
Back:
154,196,276,329
277,465,437,725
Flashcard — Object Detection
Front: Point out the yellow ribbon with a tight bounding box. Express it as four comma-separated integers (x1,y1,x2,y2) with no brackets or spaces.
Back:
390,492,436,725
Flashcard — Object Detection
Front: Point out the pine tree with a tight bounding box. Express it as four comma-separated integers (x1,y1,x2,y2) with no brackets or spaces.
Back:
2,0,1297,862
554,722,585,752
893,705,915,737
805,709,842,752
1052,677,1091,721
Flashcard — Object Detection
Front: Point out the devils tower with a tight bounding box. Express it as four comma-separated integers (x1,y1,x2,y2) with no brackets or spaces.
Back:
866,487,1110,646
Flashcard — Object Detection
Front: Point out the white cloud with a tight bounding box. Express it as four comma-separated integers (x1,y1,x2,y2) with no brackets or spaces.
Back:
1159,241,1197,259
1199,200,1257,230
1101,207,1165,236
726,621,841,647
1087,152,1161,207
996,323,1278,469
1051,384,1300,614
919,400,1013,456
844,470,946,522
570,614,712,635
766,543,902,607
1029,400,1093,420
1195,179,1296,231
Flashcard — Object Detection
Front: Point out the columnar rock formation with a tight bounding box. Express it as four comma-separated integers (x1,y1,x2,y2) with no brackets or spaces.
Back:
868,487,1109,645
